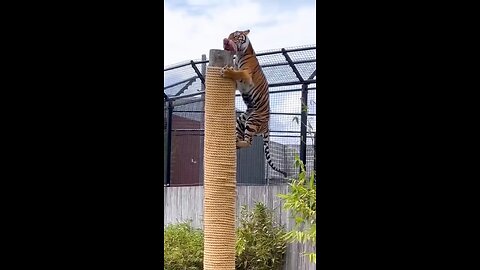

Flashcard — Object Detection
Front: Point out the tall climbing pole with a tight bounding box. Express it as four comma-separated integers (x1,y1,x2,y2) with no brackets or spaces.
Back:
203,49,236,270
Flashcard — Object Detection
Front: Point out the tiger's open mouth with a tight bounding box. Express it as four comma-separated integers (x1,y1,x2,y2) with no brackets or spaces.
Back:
223,38,237,52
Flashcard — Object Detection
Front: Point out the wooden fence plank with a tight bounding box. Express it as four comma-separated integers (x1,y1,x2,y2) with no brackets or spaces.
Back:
164,185,315,270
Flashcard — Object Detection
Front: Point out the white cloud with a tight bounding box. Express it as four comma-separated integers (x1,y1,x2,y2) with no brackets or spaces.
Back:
185,0,224,6
164,0,316,66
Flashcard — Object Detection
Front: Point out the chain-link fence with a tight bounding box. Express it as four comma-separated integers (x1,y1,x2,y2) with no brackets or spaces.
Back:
164,45,316,186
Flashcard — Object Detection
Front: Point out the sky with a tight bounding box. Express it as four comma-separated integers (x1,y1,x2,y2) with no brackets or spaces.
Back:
164,0,316,66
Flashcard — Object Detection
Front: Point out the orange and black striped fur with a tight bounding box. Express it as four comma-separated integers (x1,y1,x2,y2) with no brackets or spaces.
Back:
221,30,287,177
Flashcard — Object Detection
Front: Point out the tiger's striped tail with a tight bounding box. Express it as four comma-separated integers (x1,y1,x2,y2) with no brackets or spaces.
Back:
262,132,287,177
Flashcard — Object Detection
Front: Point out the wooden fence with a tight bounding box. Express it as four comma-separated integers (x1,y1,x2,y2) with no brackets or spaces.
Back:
164,185,315,270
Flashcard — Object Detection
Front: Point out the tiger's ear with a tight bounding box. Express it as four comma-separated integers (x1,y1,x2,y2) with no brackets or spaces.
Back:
243,30,250,35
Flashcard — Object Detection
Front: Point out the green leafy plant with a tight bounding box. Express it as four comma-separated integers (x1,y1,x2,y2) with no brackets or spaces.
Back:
278,155,316,264
163,205,288,270
164,222,204,270
235,202,287,270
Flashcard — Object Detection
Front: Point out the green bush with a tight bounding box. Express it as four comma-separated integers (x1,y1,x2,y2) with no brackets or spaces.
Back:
235,202,287,270
164,222,204,270
278,155,316,263
163,204,286,270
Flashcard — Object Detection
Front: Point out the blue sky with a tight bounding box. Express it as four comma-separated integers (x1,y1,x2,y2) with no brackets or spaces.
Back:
164,0,316,66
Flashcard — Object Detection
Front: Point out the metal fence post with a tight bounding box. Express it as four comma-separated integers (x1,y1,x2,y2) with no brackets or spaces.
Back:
299,70,316,170
200,54,207,185
201,54,206,92
166,100,174,186
300,83,308,167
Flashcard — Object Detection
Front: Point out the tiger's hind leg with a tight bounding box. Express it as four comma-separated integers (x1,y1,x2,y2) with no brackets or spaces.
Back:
236,117,259,149
236,113,247,149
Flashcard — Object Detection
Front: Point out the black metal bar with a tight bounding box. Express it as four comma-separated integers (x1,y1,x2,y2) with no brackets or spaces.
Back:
268,79,316,88
261,59,316,68
195,58,315,70
297,69,317,168
165,101,174,186
164,46,316,71
167,80,315,102
171,132,317,138
169,110,317,117
300,83,308,167
269,87,316,94
165,68,314,98
164,76,198,90
190,60,205,85
271,112,317,116
270,130,303,133
238,87,316,95
171,129,305,133
194,60,209,65
268,134,316,138
298,70,316,167
201,54,206,92
282,48,304,82
164,61,192,71
175,78,197,96
168,91,204,101
170,134,317,138
256,46,316,57
169,110,205,113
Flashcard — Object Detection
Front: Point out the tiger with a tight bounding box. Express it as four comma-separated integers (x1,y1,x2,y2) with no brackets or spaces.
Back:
221,29,287,178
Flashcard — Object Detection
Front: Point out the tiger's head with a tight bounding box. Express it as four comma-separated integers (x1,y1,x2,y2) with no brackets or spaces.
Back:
223,30,250,54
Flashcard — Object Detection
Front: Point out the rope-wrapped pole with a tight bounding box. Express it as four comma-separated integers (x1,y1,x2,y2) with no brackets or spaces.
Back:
203,49,236,270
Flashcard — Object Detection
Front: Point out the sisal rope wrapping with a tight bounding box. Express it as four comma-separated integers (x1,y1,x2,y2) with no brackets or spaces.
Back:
203,66,237,270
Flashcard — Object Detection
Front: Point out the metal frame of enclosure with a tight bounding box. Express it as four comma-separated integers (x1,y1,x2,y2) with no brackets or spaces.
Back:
164,45,316,186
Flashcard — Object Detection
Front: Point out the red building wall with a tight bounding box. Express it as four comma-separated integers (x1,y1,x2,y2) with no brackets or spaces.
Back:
170,114,203,186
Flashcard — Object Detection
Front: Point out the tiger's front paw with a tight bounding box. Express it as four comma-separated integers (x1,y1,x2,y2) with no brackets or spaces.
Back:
236,140,250,149
220,65,234,78
235,137,242,149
